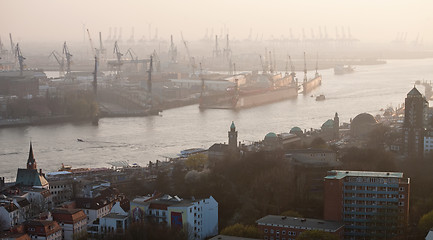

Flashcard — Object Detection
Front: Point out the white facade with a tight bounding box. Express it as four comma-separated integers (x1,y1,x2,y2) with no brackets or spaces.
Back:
168,196,218,240
27,230,62,240
0,205,19,231
81,203,111,225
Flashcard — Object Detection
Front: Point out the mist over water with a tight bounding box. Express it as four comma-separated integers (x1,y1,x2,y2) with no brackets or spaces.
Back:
1,58,432,181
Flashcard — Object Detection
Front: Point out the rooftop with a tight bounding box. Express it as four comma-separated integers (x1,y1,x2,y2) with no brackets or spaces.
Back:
325,170,403,180
102,212,128,220
256,215,344,232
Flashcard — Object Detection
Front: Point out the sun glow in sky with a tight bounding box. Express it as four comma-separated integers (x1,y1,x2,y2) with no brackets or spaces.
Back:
1,0,432,44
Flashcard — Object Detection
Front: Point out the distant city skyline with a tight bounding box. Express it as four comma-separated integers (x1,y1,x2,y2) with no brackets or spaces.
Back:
1,0,433,44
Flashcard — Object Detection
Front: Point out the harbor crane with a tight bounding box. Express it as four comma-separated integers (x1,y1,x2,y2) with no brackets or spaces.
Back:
168,35,177,64
48,50,65,76
62,42,73,75
99,32,106,58
223,34,231,61
288,55,296,79
125,48,139,71
86,29,98,61
113,41,123,78
9,33,15,59
152,50,161,72
180,32,196,75
15,43,25,76
213,35,221,58
259,55,267,74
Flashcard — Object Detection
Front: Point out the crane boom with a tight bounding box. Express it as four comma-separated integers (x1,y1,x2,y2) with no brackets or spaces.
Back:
87,29,96,57
63,42,73,74
15,43,25,76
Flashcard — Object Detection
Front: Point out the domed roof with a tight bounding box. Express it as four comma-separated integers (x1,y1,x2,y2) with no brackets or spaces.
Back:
321,119,334,129
352,113,376,126
290,127,303,133
265,132,278,139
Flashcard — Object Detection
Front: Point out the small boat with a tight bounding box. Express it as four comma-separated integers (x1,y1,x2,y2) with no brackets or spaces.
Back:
77,138,84,142
316,94,325,101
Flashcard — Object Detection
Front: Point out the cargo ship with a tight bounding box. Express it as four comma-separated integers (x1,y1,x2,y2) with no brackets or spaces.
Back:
199,72,297,109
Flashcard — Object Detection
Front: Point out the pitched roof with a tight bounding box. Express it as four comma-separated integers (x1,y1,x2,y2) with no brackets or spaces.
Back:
407,87,422,97
51,208,87,224
16,169,48,187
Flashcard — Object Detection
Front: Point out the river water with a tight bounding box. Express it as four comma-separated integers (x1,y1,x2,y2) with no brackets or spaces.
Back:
1,58,433,181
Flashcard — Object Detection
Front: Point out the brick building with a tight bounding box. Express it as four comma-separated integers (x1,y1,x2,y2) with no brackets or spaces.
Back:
24,220,62,240
324,170,410,239
256,215,344,240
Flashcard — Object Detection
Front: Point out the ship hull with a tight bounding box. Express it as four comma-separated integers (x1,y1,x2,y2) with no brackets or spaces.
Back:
303,75,322,95
200,86,298,109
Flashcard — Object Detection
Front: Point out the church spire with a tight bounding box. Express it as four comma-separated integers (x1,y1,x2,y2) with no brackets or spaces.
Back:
27,142,37,170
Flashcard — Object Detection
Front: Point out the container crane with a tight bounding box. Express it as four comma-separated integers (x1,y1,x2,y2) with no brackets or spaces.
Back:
62,42,73,75
48,50,65,76
15,43,25,76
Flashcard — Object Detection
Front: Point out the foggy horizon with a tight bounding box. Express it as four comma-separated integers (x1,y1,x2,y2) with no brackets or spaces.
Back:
2,0,433,45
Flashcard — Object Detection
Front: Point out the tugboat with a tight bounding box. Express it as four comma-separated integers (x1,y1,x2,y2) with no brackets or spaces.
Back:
316,94,326,101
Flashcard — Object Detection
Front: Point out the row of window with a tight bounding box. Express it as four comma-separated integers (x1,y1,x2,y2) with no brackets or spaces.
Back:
264,229,297,236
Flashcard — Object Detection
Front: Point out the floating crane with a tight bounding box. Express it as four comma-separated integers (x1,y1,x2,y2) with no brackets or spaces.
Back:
15,43,25,76
48,50,65,76
62,42,73,75
180,32,196,75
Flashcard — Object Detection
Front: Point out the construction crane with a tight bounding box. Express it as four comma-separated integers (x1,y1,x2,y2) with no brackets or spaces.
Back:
48,50,65,76
62,42,73,75
180,32,196,75
15,43,25,76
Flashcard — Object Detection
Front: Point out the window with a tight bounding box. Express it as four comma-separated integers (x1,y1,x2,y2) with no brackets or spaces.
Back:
399,202,404,206
264,229,268,233
282,230,286,235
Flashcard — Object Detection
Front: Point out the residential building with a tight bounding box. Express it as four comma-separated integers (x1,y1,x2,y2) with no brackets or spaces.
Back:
91,199,130,237
0,201,20,231
51,208,87,240
256,215,344,240
324,170,410,239
403,87,428,159
130,194,218,240
48,179,73,205
0,232,31,240
24,220,62,240
75,187,120,225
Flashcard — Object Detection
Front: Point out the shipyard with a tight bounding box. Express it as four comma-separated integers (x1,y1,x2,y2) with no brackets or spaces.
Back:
2,1,433,240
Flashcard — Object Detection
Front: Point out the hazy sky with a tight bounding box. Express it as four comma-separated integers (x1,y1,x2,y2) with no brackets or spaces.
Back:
1,0,432,44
